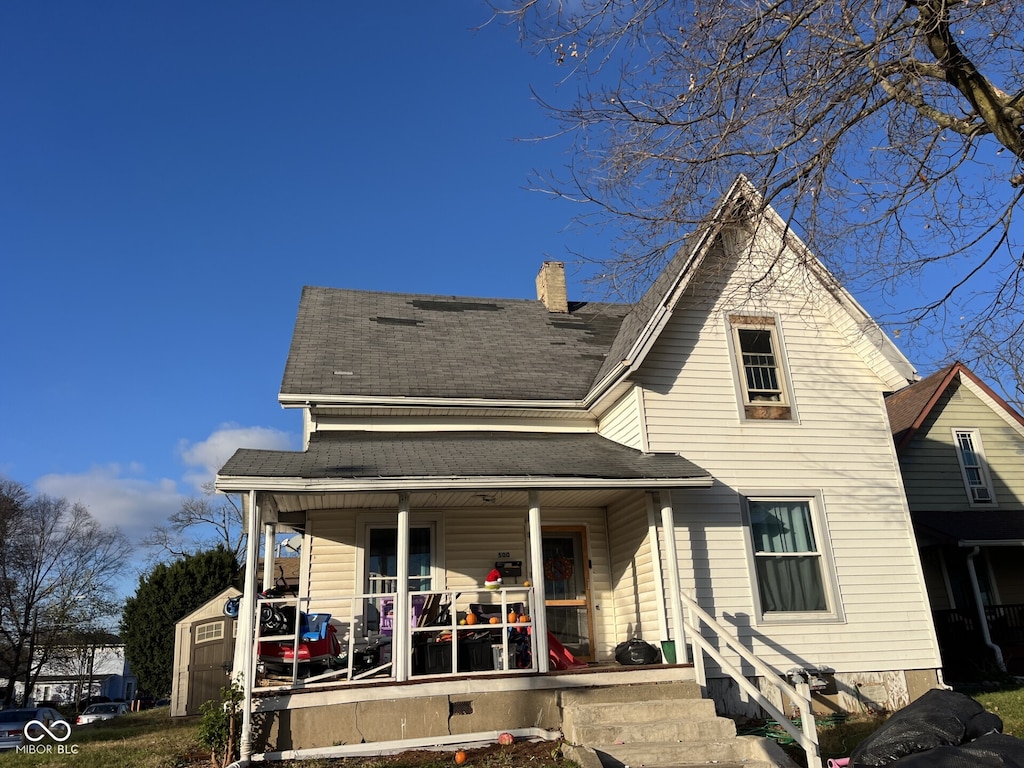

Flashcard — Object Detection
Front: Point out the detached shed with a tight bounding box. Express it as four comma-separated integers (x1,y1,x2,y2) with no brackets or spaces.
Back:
171,587,240,717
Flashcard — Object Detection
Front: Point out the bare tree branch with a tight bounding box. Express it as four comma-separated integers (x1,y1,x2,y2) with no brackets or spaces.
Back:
490,0,1024,402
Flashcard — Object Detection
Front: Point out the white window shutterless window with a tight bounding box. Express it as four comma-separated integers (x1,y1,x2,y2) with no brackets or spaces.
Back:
952,429,997,507
728,315,793,420
745,496,841,620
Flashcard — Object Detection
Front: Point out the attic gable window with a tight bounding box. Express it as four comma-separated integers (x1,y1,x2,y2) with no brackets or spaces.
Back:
953,428,997,507
728,315,793,420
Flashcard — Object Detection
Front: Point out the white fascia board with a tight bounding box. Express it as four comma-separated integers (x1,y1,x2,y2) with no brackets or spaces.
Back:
216,474,713,494
279,393,584,410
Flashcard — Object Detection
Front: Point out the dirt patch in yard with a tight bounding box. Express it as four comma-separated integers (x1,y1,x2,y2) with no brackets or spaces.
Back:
261,739,573,768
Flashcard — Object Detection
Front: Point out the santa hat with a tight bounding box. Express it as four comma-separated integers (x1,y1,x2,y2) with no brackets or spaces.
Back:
484,568,503,589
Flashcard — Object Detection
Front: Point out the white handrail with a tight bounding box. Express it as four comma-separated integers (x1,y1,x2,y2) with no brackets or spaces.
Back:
677,591,821,768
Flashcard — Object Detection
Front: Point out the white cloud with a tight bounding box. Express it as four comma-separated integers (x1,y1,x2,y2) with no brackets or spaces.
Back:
178,423,297,491
34,465,182,541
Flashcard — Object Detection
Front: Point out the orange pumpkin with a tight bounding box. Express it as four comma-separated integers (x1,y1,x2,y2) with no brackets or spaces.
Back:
455,750,468,765
519,615,530,623
465,613,478,626
489,616,500,625
508,611,518,623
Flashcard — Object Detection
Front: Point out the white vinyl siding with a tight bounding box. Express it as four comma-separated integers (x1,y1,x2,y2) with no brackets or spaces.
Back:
597,387,645,450
606,494,661,645
635,229,938,674
306,510,359,623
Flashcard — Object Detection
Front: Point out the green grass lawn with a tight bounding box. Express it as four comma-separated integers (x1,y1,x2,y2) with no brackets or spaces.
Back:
0,707,205,768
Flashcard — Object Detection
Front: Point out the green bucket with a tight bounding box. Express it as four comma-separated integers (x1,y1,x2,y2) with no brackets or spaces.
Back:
661,641,676,664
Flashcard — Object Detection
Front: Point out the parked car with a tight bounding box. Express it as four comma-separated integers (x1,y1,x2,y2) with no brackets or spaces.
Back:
75,702,129,725
0,707,65,750
76,695,110,711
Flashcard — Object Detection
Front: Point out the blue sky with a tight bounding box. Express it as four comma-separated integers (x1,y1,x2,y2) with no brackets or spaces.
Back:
2,3,592,589
0,3,950,595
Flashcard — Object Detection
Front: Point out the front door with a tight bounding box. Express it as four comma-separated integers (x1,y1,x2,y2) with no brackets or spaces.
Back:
542,527,594,662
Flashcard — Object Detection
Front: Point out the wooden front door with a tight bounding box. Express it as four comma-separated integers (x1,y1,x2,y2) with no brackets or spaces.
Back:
542,526,595,662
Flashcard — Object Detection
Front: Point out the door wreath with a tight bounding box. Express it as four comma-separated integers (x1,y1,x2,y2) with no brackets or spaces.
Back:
544,555,574,582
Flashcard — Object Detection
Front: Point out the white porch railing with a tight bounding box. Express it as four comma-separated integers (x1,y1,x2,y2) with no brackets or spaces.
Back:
253,587,538,690
678,591,822,768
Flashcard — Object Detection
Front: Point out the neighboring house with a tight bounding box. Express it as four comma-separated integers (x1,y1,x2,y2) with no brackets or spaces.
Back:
3,635,137,707
171,586,241,717
216,179,941,762
886,362,1024,679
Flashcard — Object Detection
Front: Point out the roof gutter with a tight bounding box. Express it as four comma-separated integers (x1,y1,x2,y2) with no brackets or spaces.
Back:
216,474,714,494
279,393,585,410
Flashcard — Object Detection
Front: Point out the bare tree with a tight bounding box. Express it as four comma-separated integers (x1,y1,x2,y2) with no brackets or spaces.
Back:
0,479,127,706
493,0,1024,397
144,481,244,563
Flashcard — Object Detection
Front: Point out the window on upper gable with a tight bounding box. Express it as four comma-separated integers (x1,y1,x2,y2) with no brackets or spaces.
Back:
728,315,793,420
743,495,842,621
952,428,997,507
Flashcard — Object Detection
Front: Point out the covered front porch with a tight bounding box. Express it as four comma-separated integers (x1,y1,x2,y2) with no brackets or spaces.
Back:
217,431,717,762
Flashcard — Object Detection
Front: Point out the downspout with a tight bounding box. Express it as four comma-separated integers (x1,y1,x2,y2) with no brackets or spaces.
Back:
966,546,1005,671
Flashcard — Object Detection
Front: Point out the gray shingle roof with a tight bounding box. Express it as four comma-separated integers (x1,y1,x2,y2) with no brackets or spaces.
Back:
281,287,631,401
219,431,709,483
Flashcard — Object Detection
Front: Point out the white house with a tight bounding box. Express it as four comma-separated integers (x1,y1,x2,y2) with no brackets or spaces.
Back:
216,179,941,766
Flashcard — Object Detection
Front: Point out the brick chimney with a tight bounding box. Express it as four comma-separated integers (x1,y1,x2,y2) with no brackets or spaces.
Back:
536,261,569,313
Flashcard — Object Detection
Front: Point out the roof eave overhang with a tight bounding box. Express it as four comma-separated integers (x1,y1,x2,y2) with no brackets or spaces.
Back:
279,393,586,410
216,475,714,494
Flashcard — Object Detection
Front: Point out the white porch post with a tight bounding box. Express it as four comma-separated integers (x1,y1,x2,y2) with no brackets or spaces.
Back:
238,489,262,763
261,522,275,591
528,490,550,673
659,490,691,666
394,492,411,681
645,493,671,648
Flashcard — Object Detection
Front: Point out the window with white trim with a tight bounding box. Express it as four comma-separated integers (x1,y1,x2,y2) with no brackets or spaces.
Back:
729,315,793,420
952,428,997,506
745,497,837,617
195,620,225,644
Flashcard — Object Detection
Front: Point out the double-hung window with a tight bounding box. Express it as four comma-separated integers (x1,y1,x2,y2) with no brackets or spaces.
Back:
729,315,793,420
745,496,839,619
952,428,996,506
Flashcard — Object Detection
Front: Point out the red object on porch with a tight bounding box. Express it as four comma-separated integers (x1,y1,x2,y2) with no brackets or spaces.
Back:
547,631,586,670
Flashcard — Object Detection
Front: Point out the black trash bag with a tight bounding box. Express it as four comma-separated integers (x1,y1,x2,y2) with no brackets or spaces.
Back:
614,639,661,665
965,711,1005,741
887,732,1024,768
851,688,985,767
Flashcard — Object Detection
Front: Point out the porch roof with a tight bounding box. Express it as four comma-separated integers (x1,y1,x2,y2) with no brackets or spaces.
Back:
217,431,711,491
913,509,1024,546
